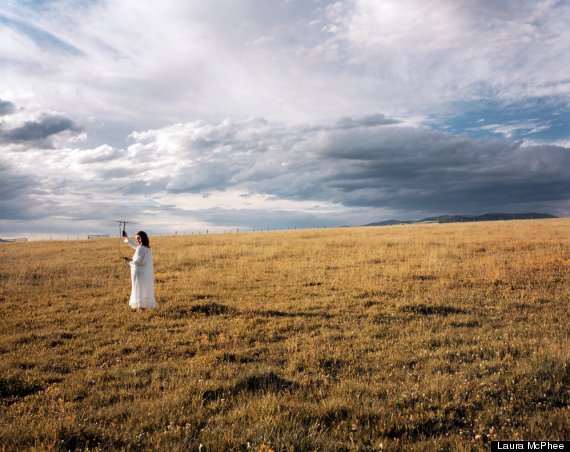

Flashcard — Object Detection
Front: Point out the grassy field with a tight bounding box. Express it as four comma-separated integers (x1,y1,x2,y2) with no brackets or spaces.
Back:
1,219,569,451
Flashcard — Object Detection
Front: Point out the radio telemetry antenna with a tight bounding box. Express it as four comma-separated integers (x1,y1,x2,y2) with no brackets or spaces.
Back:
110,219,138,259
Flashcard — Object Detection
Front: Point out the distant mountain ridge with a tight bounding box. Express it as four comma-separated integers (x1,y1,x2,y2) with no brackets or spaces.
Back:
364,213,558,227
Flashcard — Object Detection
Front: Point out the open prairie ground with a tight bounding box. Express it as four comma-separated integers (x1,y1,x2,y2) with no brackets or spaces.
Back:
1,219,569,451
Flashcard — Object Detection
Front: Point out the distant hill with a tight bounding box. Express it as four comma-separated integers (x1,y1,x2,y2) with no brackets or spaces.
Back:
363,213,558,227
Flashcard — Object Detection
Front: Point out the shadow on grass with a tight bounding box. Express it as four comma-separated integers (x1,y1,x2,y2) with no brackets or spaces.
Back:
203,371,298,403
319,358,347,378
400,304,467,316
56,427,125,451
221,352,257,364
412,274,438,281
250,309,333,319
0,376,44,401
159,303,333,320
159,302,236,319
379,406,468,440
234,372,298,393
450,319,481,328
190,302,236,316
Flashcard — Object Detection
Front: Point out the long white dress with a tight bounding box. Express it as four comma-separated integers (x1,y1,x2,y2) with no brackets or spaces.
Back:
125,238,157,309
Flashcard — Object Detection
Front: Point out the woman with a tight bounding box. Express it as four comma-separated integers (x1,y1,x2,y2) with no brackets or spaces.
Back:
123,230,157,312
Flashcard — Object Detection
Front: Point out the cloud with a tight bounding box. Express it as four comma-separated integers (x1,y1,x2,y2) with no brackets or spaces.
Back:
323,0,570,104
1,112,568,239
336,113,400,129
478,121,550,139
78,144,126,163
123,116,570,217
4,0,569,132
320,132,570,213
0,13,83,56
0,112,83,147
3,115,81,141
0,161,47,220
0,161,33,199
0,99,15,116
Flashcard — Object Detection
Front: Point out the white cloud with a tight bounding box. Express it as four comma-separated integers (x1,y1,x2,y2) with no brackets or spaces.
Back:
478,121,550,139
327,0,570,105
1,0,569,134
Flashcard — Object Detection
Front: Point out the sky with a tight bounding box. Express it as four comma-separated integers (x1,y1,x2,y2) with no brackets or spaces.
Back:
1,0,569,239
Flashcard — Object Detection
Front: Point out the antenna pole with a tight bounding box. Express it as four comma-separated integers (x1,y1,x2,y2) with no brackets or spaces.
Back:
109,220,137,260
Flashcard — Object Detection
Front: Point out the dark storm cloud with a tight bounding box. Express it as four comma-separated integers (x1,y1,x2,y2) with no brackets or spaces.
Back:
316,127,570,214
1,114,83,144
137,116,569,216
0,99,16,116
323,143,570,213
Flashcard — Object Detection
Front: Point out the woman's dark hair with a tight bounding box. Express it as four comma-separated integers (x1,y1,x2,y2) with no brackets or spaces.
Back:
136,231,150,248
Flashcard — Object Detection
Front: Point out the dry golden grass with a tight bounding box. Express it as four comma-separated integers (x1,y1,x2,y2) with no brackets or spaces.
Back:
1,219,569,451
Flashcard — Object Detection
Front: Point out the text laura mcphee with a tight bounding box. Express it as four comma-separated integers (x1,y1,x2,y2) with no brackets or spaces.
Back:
492,441,569,450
